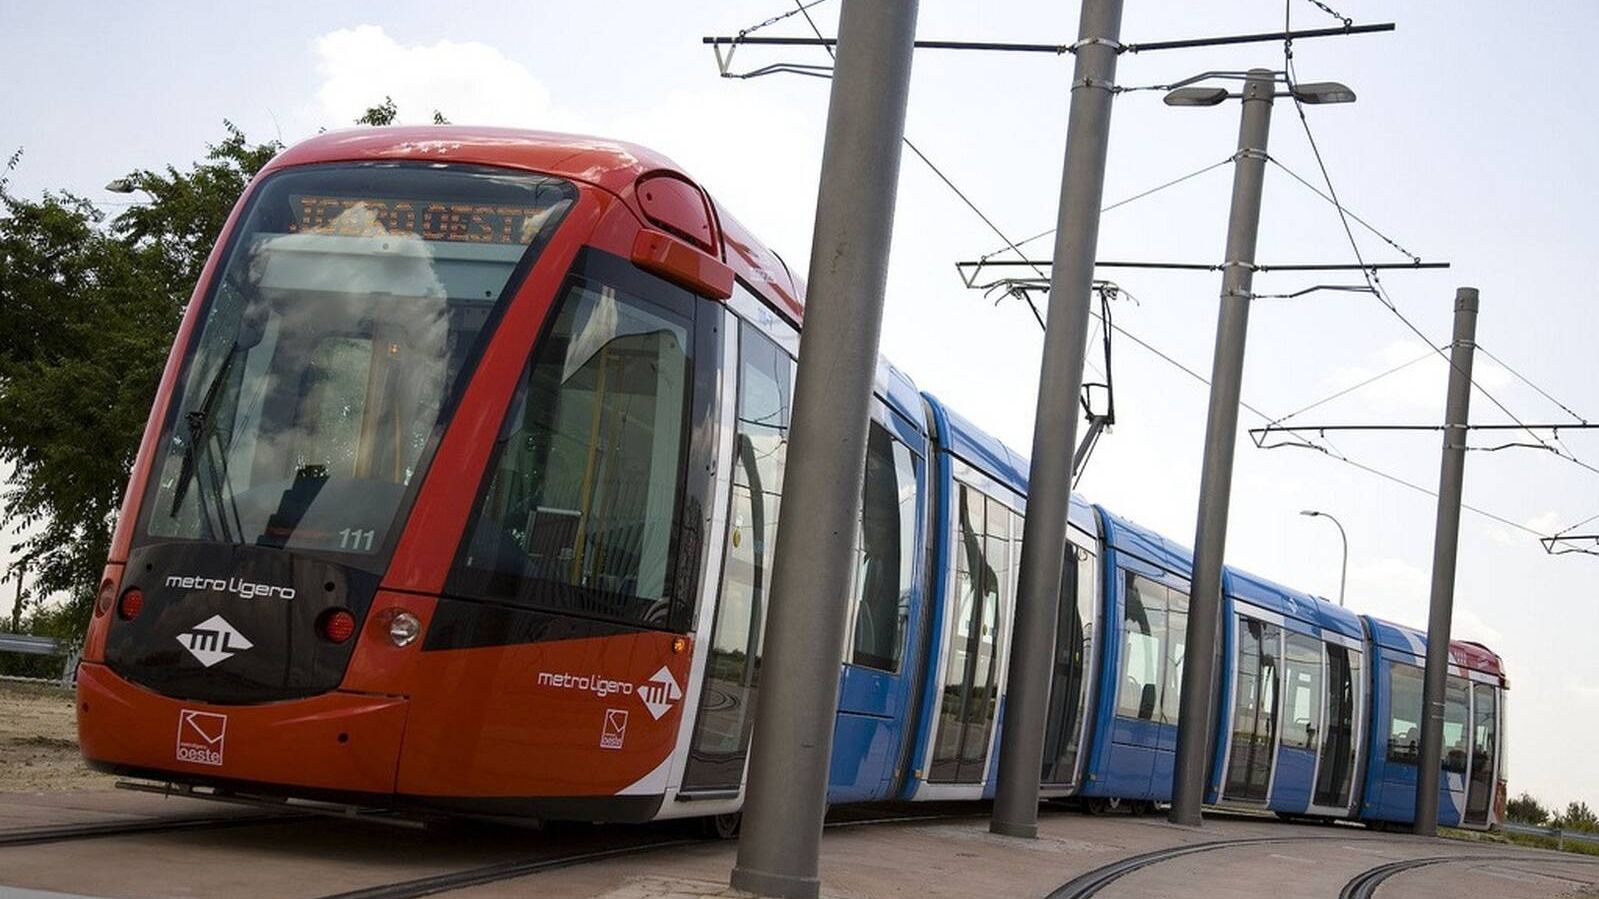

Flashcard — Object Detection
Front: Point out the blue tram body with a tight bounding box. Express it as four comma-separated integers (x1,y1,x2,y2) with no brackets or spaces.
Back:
812,360,1506,831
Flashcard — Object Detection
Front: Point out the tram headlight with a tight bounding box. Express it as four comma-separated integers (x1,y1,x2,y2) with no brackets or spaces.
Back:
387,611,421,648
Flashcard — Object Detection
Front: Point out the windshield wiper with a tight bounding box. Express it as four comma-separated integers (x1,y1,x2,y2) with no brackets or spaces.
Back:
167,344,243,543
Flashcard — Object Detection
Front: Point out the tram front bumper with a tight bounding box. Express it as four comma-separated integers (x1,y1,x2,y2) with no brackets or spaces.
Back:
76,661,408,795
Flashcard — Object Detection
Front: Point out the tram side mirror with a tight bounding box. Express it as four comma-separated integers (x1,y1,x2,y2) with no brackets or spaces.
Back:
1139,684,1157,719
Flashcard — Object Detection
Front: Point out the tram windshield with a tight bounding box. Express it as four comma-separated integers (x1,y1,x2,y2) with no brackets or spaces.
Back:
142,163,575,561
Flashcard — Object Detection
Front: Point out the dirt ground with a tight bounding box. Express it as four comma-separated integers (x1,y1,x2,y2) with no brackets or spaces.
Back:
0,680,120,792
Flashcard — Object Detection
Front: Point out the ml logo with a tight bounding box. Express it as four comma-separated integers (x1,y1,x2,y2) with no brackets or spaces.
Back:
637,666,683,720
177,614,254,668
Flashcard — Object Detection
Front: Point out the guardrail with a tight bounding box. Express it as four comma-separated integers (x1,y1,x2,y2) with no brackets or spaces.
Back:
1503,820,1599,850
0,632,77,687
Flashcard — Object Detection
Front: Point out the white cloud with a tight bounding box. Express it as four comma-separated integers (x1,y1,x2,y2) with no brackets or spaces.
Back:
313,25,576,131
1453,607,1502,645
1344,556,1428,623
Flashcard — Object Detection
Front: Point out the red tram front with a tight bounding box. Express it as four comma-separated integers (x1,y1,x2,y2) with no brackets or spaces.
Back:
76,127,792,821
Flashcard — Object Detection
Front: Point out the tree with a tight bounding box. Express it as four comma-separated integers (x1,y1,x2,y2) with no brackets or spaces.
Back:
356,96,399,127
1507,792,1551,826
355,97,449,127
0,125,281,640
2,102,438,640
1555,801,1599,833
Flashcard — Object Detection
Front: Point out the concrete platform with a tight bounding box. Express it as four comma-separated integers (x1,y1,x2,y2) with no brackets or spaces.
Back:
1,791,1594,898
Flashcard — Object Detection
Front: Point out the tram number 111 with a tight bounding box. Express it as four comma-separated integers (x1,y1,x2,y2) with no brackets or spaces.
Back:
338,528,377,552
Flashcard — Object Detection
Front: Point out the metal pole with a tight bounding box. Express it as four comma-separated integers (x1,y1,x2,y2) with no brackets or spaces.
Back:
1168,68,1275,827
990,0,1124,840
1332,516,1348,608
1302,511,1349,607
728,2,918,897
1413,287,1479,836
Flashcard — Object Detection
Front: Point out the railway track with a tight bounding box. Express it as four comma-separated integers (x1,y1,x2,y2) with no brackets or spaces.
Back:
317,836,702,899
1338,851,1599,899
1046,834,1344,899
317,807,989,899
0,812,304,849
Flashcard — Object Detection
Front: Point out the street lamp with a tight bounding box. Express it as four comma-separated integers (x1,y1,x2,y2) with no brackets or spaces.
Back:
1166,68,1356,827
1162,77,1357,107
1300,510,1348,607
104,177,139,194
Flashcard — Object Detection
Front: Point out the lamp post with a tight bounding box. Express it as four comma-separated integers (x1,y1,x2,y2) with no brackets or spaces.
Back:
1300,510,1347,607
1166,69,1356,827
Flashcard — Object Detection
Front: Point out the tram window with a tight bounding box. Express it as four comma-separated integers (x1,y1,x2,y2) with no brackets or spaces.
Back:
1387,664,1424,764
1443,676,1470,774
454,275,693,624
1161,587,1189,725
1282,634,1323,751
849,424,915,672
1118,574,1164,720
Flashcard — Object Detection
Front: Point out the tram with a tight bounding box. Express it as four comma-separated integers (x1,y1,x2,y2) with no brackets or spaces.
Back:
76,127,1506,830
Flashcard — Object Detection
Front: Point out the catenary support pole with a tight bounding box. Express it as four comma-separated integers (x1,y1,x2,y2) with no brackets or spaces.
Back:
990,0,1125,840
1168,68,1275,827
1413,287,1479,836
728,2,918,897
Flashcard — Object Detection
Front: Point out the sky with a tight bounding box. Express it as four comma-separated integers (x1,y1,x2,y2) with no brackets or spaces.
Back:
2,1,1595,811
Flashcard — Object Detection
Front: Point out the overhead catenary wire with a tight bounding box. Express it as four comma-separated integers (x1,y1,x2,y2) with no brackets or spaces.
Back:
730,0,1549,544
1263,347,1439,428
1279,2,1599,485
979,154,1238,261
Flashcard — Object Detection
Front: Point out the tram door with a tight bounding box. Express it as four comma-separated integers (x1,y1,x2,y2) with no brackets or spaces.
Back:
929,486,1009,784
1224,617,1281,802
1464,683,1498,826
1313,645,1362,809
682,324,791,792
1275,633,1323,808
1041,540,1096,786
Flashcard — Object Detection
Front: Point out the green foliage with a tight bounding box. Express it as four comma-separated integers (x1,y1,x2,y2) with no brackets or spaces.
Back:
1507,791,1551,826
0,125,281,638
354,97,449,127
1555,800,1599,833
356,96,399,127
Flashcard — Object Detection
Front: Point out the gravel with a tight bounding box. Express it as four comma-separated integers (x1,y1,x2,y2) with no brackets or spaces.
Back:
0,680,120,792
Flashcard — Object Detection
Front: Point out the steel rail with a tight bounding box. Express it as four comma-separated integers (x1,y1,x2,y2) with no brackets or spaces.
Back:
316,838,701,899
1339,852,1599,899
0,812,303,849
1047,835,1342,899
315,808,984,899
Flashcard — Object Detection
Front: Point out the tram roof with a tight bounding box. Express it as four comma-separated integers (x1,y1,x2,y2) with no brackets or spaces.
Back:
263,126,807,321
1225,567,1365,640
922,393,1096,535
1095,508,1194,581
1364,616,1507,678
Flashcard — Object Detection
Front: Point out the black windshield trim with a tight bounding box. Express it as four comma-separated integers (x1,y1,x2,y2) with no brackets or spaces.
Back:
129,161,578,573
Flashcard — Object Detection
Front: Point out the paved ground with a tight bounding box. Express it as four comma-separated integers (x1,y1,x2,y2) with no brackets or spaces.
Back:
2,791,1597,898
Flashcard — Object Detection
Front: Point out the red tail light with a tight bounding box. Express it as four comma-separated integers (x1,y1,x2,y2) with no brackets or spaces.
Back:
318,609,356,644
117,588,144,620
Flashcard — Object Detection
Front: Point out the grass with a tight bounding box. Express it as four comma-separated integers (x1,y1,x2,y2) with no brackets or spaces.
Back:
1443,824,1599,857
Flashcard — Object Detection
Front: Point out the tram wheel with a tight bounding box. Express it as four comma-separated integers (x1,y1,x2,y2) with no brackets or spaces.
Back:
1084,796,1122,816
701,812,743,840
